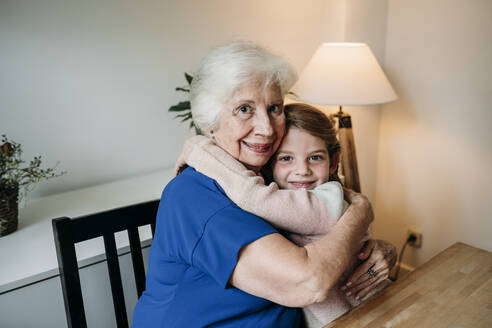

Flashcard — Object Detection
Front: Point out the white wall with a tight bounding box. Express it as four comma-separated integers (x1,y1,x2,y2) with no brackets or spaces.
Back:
0,0,345,198
3,0,490,271
374,0,492,268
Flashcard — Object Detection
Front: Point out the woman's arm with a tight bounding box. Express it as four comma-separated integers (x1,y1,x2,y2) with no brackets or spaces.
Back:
229,188,373,307
175,136,339,235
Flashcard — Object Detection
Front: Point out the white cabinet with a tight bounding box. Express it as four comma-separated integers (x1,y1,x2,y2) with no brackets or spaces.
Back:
0,170,173,327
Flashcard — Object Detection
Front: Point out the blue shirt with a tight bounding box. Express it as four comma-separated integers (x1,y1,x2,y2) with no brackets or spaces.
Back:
132,167,301,327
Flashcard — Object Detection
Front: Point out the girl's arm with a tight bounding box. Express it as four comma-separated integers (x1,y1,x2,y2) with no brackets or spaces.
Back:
175,136,339,235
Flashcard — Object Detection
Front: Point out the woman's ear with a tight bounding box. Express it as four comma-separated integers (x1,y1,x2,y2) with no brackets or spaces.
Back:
329,151,341,175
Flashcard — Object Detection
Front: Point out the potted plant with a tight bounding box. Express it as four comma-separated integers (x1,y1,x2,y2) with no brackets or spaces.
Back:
0,134,65,237
168,73,203,135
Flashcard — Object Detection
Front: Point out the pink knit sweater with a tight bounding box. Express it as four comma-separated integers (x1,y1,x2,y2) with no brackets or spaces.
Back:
175,135,370,326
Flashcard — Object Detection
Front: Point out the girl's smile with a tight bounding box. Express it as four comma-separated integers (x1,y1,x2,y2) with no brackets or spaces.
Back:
272,127,338,190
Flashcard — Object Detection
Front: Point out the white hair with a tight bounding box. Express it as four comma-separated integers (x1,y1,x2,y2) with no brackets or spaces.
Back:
190,41,297,134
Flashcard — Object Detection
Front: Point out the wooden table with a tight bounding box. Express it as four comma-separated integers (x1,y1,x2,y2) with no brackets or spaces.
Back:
330,242,492,327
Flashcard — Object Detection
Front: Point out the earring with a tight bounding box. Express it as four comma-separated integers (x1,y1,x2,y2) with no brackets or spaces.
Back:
210,130,213,135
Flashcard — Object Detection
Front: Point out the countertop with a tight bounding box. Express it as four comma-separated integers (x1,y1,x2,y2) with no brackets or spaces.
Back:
0,169,175,294
330,242,492,327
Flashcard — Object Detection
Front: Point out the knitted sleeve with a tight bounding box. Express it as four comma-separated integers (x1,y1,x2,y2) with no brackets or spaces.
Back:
174,136,339,235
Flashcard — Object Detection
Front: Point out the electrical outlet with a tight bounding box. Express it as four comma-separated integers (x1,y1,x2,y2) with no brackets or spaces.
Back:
407,229,422,248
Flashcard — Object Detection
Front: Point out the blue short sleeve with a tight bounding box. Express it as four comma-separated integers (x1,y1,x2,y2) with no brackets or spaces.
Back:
193,204,277,288
132,167,301,328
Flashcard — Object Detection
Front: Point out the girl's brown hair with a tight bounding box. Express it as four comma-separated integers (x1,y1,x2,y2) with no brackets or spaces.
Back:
284,103,341,181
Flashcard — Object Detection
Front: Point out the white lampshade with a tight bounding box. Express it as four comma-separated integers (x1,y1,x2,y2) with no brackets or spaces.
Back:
293,43,398,106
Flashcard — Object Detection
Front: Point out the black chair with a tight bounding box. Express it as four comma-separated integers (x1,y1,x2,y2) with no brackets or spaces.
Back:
52,200,159,328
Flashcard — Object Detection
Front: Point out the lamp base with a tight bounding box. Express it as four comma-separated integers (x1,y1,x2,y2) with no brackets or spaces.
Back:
334,107,361,193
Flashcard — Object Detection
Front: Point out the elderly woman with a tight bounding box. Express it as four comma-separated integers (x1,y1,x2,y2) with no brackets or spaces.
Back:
132,41,395,327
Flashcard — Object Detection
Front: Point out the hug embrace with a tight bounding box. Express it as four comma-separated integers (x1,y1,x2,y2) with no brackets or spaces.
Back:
132,41,397,328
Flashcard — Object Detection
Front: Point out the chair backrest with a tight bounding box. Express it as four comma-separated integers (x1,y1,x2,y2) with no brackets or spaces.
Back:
52,200,159,328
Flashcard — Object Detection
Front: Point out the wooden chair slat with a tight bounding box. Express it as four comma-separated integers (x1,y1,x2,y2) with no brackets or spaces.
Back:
52,217,88,328
103,233,129,328
128,227,146,298
70,200,159,243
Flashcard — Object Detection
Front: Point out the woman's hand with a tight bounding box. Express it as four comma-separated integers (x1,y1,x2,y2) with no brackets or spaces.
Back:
343,188,374,227
341,239,397,300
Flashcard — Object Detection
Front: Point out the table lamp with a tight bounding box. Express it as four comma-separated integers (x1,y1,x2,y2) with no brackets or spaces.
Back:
292,42,398,192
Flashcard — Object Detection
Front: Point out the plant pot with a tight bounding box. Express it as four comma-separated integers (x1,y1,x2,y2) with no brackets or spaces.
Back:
0,184,19,237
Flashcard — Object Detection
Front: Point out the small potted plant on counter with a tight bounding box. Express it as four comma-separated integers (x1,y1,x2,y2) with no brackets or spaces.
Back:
0,134,65,237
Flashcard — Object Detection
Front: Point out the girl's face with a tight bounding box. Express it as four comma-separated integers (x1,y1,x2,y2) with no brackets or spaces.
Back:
272,127,338,190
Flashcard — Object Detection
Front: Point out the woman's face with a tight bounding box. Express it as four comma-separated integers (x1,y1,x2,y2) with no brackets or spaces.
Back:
213,80,285,173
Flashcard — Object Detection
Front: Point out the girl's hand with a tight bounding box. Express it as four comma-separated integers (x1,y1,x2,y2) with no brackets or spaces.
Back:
341,239,397,300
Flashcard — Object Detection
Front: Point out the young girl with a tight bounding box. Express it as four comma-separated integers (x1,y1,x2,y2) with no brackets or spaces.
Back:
175,103,383,326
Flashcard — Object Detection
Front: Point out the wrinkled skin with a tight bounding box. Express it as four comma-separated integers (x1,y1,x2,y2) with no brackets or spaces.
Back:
342,239,397,299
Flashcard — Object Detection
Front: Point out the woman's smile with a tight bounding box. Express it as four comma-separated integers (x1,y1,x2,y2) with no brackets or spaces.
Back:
242,141,273,154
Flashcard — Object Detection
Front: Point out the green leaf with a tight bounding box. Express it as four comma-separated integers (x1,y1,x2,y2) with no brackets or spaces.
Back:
185,72,193,85
169,101,191,112
174,113,191,118
179,113,192,122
